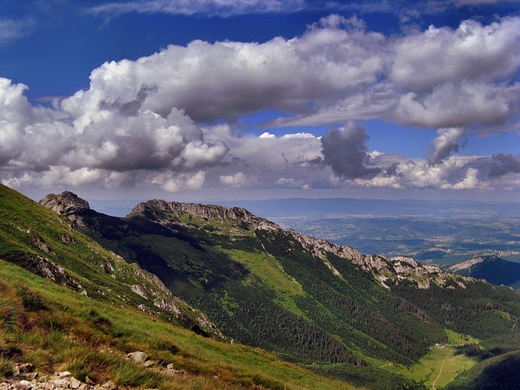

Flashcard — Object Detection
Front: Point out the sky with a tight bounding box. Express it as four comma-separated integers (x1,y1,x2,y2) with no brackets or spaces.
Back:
0,0,519,204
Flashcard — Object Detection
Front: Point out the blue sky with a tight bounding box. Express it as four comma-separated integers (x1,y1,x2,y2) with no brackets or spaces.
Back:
0,0,519,203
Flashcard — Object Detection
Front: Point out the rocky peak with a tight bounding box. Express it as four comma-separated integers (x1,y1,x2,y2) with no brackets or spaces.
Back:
127,199,280,231
39,191,90,216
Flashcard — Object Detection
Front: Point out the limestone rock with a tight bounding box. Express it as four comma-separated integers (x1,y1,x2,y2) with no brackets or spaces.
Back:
127,351,148,364
39,192,90,216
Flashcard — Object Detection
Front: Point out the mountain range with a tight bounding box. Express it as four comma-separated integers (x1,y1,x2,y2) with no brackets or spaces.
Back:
449,256,520,290
1,184,520,389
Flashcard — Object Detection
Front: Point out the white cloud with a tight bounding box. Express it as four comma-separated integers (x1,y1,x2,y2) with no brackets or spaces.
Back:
274,177,306,188
259,132,276,139
0,76,228,190
203,125,328,189
274,17,520,128
90,0,306,17
394,81,520,128
281,132,315,139
152,170,206,192
54,15,520,131
1,14,519,195
442,167,480,189
366,155,486,190
2,166,136,189
0,18,33,45
66,15,386,125
220,172,248,187
390,18,520,91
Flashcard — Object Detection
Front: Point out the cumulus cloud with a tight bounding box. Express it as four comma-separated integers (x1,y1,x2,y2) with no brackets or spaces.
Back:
321,122,380,179
201,124,331,190
152,170,206,192
259,16,520,129
366,155,485,190
220,172,248,187
41,15,520,131
427,128,467,165
66,14,386,125
489,153,520,177
0,76,228,189
1,13,519,194
394,81,520,128
390,18,520,91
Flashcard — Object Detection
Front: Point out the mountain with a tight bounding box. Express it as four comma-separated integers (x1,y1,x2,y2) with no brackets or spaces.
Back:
0,184,355,390
446,350,520,390
0,185,221,339
449,256,520,290
39,191,520,389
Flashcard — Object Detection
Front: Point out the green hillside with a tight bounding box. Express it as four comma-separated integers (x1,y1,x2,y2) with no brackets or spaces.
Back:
0,184,220,338
0,260,355,390
38,193,520,389
0,184,358,389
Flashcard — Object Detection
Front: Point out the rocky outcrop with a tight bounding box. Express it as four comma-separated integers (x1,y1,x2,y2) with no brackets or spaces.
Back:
39,192,90,216
277,227,472,290
15,254,88,296
1,354,186,390
39,192,92,228
128,199,280,232
126,196,478,292
0,367,111,390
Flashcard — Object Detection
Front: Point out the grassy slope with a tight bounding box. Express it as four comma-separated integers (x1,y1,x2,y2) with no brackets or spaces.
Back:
0,185,358,389
0,184,218,336
0,259,357,390
382,330,480,388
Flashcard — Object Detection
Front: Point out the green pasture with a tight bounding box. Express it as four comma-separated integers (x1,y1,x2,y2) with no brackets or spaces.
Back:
382,330,479,389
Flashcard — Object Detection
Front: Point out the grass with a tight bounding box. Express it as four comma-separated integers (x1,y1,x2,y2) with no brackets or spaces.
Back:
0,259,356,390
445,329,478,345
216,247,305,316
381,330,480,388
0,184,223,338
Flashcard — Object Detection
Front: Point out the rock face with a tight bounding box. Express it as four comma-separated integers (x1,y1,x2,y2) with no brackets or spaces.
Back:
39,191,90,216
128,199,280,232
1,356,183,390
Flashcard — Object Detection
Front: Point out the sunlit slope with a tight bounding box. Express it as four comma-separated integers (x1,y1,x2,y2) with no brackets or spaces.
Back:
0,259,357,390
0,184,220,338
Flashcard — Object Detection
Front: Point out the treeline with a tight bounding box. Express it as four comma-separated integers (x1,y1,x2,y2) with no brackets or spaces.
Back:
191,280,363,365
257,230,444,363
392,280,520,340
